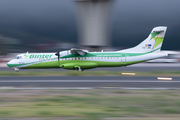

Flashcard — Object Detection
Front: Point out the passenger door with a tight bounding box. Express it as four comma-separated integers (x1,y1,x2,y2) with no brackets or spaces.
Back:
121,53,126,64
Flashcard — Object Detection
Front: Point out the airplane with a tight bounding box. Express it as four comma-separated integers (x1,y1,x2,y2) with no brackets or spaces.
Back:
7,26,168,72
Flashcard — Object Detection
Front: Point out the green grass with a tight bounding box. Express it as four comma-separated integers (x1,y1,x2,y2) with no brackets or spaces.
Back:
1,70,180,76
0,89,180,119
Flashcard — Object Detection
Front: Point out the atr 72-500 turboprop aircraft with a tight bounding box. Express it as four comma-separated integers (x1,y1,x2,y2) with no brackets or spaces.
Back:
7,26,168,72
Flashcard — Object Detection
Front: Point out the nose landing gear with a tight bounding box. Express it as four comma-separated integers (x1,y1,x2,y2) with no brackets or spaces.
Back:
15,68,20,72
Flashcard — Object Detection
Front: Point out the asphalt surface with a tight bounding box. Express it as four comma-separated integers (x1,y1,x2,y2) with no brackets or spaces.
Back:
0,76,179,88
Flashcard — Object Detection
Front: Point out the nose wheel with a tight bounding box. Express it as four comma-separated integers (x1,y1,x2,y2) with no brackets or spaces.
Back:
15,68,20,72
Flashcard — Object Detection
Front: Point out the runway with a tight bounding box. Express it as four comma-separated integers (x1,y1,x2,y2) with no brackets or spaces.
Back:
0,76,180,88
1,63,180,89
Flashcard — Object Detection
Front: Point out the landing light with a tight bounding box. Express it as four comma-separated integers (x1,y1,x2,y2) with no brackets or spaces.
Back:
157,77,172,80
122,73,136,75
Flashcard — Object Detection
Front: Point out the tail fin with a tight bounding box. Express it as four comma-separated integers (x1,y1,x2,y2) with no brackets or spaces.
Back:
118,26,167,53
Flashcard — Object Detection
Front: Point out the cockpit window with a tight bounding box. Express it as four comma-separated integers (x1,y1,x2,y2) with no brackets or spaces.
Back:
14,56,22,59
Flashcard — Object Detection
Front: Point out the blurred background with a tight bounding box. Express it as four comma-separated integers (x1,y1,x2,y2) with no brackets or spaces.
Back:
1,0,180,66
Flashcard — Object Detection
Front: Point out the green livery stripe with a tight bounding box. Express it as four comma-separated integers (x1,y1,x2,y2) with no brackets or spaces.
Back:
7,63,27,67
7,60,50,67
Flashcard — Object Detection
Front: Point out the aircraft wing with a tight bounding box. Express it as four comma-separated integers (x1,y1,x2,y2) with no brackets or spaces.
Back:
70,48,89,56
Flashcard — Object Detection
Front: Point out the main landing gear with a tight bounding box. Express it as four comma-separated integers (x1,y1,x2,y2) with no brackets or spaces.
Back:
60,65,83,71
74,66,83,72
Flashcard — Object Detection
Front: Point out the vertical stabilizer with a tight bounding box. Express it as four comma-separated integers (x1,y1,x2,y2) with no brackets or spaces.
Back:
118,26,167,53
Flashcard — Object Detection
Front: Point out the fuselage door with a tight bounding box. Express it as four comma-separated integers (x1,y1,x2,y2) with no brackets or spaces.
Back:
121,53,126,64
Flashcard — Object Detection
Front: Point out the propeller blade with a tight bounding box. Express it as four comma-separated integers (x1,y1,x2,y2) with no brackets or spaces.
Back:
58,49,60,63
55,48,60,63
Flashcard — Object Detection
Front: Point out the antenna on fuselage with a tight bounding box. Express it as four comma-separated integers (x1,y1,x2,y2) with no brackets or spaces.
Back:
26,51,28,54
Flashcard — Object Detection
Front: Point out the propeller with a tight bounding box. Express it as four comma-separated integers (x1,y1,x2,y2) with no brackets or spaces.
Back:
55,49,60,63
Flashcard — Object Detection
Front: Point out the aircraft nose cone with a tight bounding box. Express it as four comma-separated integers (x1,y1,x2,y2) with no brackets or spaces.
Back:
7,61,10,67
7,61,13,67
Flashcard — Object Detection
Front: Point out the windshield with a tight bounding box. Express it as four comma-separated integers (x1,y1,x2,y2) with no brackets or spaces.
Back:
14,56,22,59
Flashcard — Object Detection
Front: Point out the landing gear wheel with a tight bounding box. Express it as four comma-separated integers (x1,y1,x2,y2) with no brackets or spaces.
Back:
74,67,83,72
78,68,82,72
15,68,19,72
74,67,79,70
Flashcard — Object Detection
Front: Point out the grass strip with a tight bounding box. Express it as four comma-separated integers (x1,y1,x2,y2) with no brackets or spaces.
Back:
0,89,180,119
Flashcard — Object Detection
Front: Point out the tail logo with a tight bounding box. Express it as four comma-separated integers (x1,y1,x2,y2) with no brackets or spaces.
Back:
150,32,164,49
150,32,160,40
